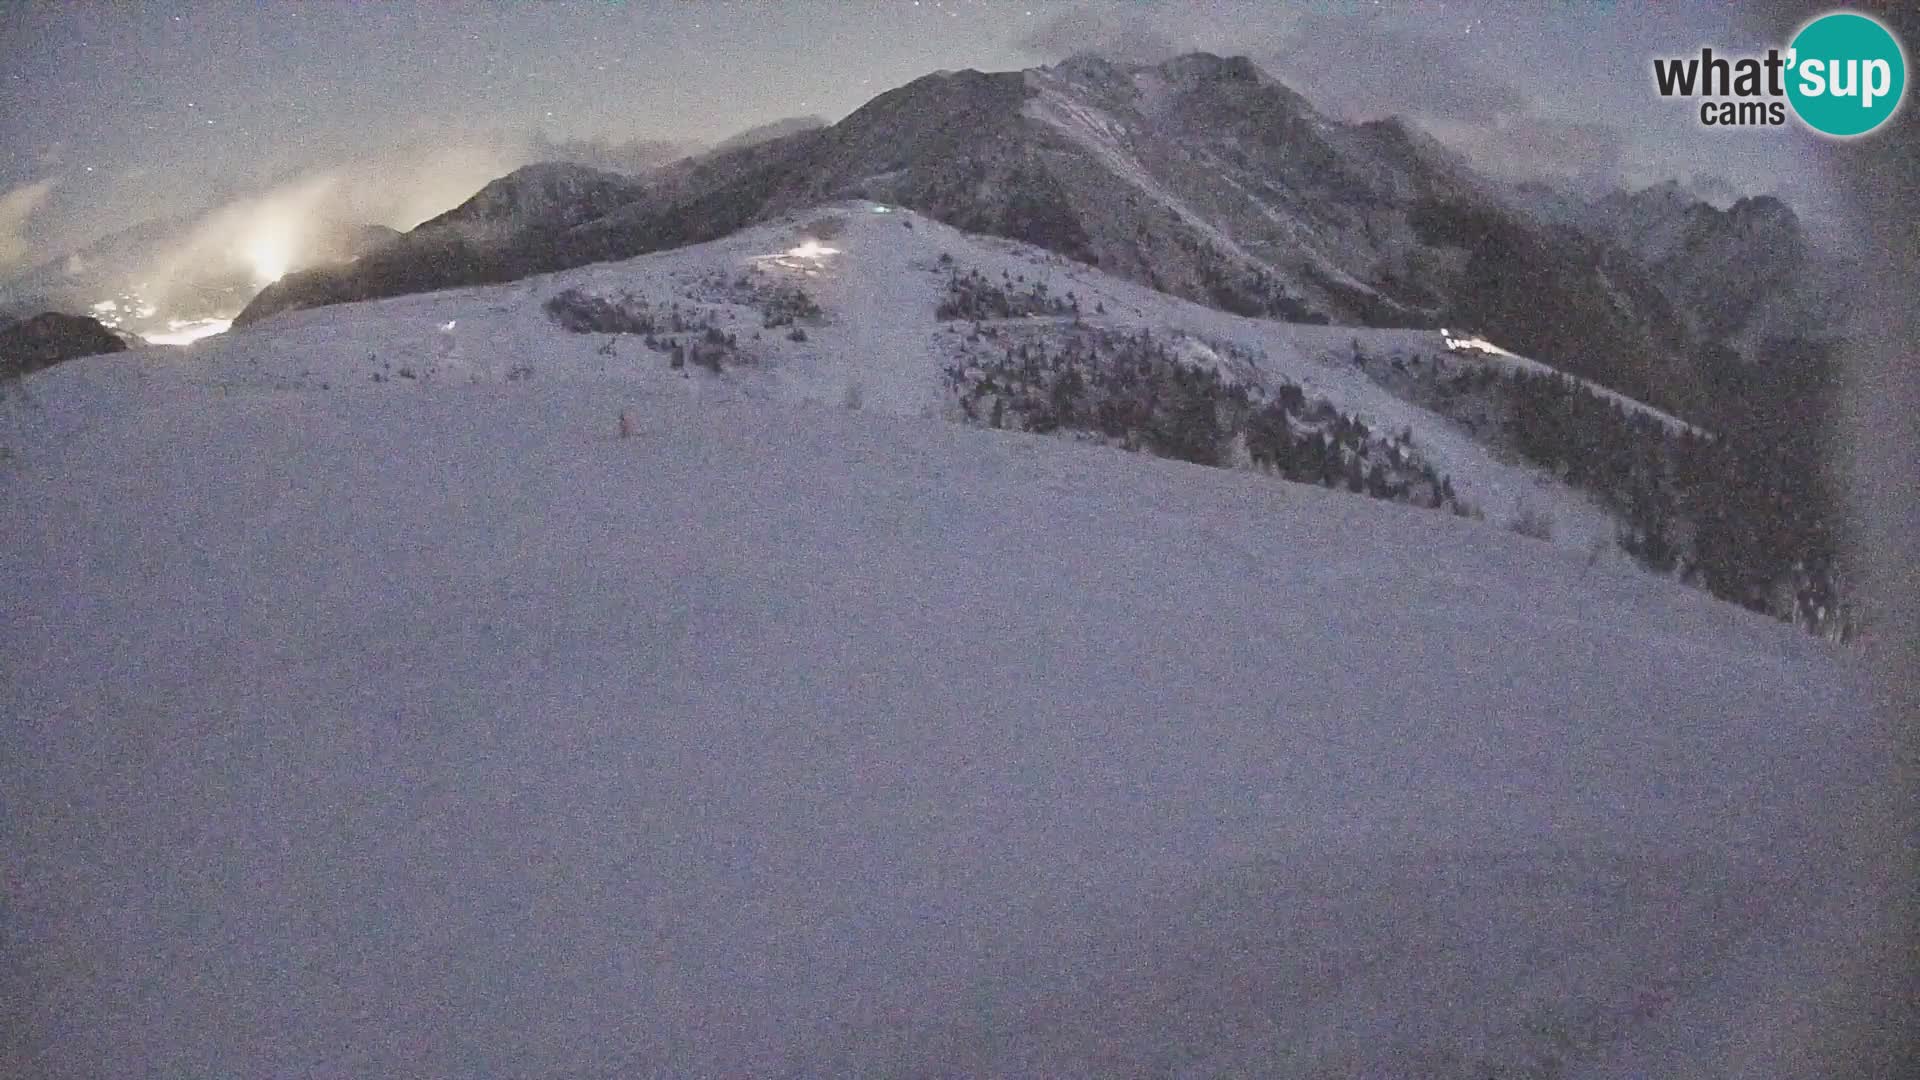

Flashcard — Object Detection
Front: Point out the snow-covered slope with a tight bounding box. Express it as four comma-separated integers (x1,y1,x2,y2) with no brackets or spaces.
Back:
1434,330,1704,436
2,205,1899,1077
205,204,1632,554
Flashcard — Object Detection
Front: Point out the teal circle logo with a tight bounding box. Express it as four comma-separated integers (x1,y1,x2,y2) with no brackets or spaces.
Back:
1786,11,1906,137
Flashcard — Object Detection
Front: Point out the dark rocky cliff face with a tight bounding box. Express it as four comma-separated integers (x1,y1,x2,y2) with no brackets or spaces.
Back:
0,312,129,378
412,162,651,240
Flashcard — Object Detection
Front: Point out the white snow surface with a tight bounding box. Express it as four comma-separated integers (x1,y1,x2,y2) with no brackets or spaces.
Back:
2,204,1903,1077
137,204,1636,552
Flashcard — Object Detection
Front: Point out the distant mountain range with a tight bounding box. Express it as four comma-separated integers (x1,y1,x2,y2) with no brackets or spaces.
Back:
1578,181,1853,351
523,115,825,177
235,53,1844,425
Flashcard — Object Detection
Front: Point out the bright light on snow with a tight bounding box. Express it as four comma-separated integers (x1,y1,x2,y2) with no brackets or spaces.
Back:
1442,331,1512,358
88,294,159,330
754,237,844,272
440,320,457,331
145,317,233,345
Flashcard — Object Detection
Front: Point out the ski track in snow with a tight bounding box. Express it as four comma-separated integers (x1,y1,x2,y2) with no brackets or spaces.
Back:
0,204,1897,1078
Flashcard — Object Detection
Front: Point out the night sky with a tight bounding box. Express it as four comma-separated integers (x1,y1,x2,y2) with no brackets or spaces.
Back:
1,1,1845,273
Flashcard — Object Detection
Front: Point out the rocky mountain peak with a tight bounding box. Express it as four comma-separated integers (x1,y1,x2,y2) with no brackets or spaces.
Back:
1722,194,1799,232
1157,51,1266,86
415,162,648,239
1051,51,1126,82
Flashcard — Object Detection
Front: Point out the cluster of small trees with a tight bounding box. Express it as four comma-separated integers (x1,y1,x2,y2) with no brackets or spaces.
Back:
760,285,822,328
1160,232,1326,322
1366,345,1856,638
544,288,739,374
543,288,658,335
364,352,440,384
639,325,735,373
935,268,1080,322
1200,258,1325,322
702,269,821,329
942,326,1464,515
1243,390,1459,509
1495,364,1854,636
1345,336,1857,637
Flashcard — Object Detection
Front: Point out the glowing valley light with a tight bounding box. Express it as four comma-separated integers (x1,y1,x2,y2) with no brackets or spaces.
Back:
245,218,298,285
248,236,291,284
146,318,232,346
785,240,840,260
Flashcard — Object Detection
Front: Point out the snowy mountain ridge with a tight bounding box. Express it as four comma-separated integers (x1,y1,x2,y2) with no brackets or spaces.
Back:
238,52,1759,429
1518,179,1852,353
413,162,653,244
